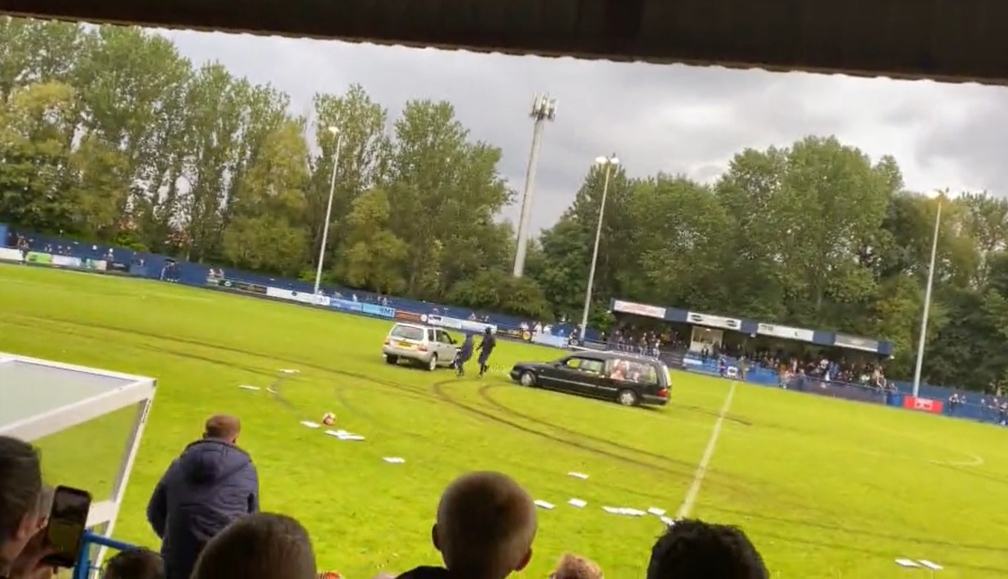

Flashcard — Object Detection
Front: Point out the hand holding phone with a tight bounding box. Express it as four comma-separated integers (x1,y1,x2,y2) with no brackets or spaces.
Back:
42,486,92,568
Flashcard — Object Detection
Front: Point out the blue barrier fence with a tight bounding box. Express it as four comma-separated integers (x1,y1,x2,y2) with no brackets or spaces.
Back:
73,531,137,579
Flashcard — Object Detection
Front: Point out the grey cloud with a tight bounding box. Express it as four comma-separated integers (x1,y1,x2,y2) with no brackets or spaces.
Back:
160,29,1008,231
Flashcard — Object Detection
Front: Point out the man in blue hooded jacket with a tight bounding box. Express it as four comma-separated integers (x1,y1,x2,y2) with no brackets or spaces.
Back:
147,415,259,579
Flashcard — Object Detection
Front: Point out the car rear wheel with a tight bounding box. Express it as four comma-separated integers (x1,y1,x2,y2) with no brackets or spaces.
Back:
617,389,639,407
520,371,536,387
427,354,438,371
385,354,398,365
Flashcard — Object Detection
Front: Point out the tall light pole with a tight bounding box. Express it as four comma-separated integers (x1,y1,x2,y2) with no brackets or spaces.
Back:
580,154,619,340
314,125,342,295
912,198,942,397
513,93,557,277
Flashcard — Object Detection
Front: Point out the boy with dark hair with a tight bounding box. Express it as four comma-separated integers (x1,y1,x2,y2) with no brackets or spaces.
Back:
191,513,316,579
397,471,537,579
104,548,165,579
647,520,767,579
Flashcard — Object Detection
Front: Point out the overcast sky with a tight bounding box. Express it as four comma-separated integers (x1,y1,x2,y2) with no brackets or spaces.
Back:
162,29,1008,233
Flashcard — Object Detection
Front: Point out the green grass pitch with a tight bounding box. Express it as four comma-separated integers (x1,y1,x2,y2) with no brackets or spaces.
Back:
1,264,1007,578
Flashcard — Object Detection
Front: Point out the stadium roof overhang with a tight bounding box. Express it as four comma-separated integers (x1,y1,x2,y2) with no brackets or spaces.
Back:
2,0,1007,85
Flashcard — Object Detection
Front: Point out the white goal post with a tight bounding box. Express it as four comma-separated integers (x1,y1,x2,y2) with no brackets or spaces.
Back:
0,352,156,536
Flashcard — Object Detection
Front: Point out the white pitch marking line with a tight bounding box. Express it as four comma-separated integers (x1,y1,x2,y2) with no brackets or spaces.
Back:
675,381,737,520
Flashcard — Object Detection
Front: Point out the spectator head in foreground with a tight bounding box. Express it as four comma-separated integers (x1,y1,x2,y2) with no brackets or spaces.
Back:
203,415,241,444
104,548,165,579
399,471,536,579
0,436,45,573
550,553,603,579
191,513,315,579
647,520,767,579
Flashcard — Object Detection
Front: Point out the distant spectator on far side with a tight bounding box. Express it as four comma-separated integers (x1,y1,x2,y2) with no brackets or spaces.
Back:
104,548,165,579
397,471,537,579
647,520,767,579
191,513,316,579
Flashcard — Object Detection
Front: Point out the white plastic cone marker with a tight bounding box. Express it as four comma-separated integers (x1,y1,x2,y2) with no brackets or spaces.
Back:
647,507,666,516
383,457,406,464
534,500,555,510
568,498,587,508
238,385,260,391
918,561,943,571
300,420,321,429
895,559,922,568
567,472,589,480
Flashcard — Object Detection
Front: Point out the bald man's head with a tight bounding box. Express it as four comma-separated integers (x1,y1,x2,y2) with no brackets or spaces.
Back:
204,415,241,443
433,471,537,579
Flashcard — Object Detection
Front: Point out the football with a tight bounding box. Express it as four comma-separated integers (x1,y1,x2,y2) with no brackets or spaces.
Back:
321,412,336,426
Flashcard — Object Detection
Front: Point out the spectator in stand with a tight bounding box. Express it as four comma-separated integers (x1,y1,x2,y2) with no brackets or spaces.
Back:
0,436,52,579
104,549,165,579
550,553,603,579
647,519,767,579
397,471,536,579
147,415,259,579
191,513,316,579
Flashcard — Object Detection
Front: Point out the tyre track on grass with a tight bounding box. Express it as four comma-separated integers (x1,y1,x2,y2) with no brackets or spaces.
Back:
432,379,703,483
477,384,701,470
14,313,1005,558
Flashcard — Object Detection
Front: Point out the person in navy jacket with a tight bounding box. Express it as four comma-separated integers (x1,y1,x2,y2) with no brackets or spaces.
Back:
147,415,259,579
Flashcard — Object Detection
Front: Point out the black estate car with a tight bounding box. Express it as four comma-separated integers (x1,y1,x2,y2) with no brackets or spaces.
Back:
510,351,670,407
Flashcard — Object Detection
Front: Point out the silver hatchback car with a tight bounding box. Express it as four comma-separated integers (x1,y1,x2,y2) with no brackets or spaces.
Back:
382,323,459,371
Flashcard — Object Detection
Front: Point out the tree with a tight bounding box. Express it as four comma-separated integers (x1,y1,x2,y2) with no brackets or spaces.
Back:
337,188,409,294
385,100,511,296
0,82,77,232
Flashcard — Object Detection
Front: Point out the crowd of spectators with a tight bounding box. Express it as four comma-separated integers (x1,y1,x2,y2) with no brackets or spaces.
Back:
1,419,769,579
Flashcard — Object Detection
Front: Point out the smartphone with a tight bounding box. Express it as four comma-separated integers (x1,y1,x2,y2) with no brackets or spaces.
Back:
43,486,92,568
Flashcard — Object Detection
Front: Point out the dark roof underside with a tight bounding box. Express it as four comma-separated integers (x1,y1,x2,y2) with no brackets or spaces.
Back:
2,0,1007,85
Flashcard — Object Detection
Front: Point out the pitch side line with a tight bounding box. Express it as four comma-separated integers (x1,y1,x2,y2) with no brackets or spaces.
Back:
676,381,738,519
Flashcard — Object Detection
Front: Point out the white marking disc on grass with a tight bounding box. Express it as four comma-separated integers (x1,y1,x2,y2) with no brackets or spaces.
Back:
534,500,555,510
602,506,646,517
383,457,406,464
568,498,587,508
279,368,300,374
895,559,922,568
918,560,943,571
237,385,260,391
567,471,590,480
300,420,321,429
324,429,365,441
647,507,666,516
675,382,737,519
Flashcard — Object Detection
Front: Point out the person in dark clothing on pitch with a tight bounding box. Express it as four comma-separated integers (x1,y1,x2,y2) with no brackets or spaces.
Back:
477,328,497,377
147,415,259,579
454,333,475,377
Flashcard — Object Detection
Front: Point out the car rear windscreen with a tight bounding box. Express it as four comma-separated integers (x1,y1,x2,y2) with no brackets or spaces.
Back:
391,325,425,340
